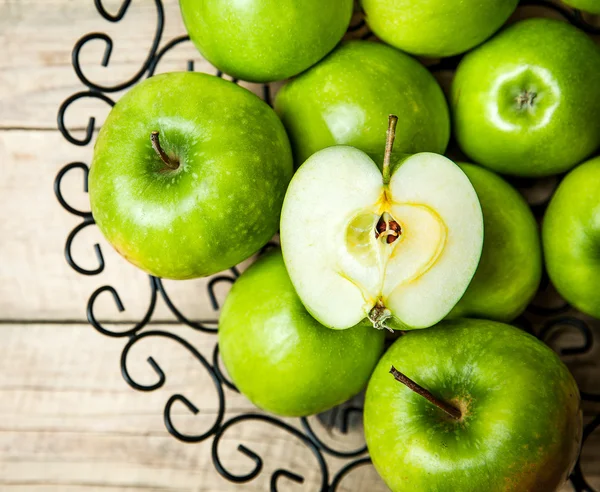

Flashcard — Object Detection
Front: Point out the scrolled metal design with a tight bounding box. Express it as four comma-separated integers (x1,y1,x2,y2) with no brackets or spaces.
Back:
211,414,329,491
147,35,192,77
72,0,164,92
330,457,374,491
155,278,219,333
121,330,225,442
86,277,158,338
57,91,115,146
64,217,105,275
54,162,105,275
212,344,238,392
570,414,600,492
54,162,91,217
301,413,367,458
539,316,594,357
55,0,600,490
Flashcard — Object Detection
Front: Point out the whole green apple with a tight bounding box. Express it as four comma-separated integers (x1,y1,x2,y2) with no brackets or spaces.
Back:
274,41,450,166
563,0,600,13
543,156,600,318
89,72,293,279
179,0,353,83
451,18,600,177
218,249,385,417
449,163,542,322
365,319,582,492
361,0,518,57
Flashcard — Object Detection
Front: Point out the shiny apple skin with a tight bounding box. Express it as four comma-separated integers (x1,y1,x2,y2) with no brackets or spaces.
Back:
365,319,582,492
179,0,353,83
451,18,600,177
543,156,600,318
361,0,518,57
219,250,385,417
275,41,450,166
449,163,542,322
89,72,293,279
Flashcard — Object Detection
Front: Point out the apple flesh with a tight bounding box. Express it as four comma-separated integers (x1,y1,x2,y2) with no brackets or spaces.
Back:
179,0,353,83
361,0,518,57
451,18,600,177
89,72,293,279
218,249,385,417
274,41,450,166
365,319,582,492
543,156,600,318
449,163,542,322
280,127,483,331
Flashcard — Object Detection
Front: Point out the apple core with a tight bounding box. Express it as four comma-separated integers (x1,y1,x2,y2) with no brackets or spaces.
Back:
516,90,537,110
281,115,483,330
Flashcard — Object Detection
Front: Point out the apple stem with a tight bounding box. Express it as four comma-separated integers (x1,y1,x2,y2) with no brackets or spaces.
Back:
389,366,462,420
382,114,398,185
151,131,179,170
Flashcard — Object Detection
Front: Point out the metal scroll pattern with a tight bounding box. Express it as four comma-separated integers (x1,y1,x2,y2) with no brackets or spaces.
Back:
54,1,599,490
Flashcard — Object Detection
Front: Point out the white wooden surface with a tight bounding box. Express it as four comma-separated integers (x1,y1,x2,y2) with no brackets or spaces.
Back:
0,0,598,490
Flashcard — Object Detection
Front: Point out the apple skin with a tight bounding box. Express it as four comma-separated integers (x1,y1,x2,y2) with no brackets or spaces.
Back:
218,249,385,417
448,163,542,322
274,41,450,166
361,0,518,57
365,319,582,492
543,156,600,318
563,0,600,14
179,0,353,83
451,18,600,177
89,72,293,280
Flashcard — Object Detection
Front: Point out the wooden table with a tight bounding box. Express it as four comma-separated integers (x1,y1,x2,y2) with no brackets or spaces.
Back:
0,0,598,490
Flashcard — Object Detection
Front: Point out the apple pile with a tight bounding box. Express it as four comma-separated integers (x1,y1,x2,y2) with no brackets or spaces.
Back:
87,1,600,490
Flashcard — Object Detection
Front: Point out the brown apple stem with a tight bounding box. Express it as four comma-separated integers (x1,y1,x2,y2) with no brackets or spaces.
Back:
382,114,398,185
389,366,461,420
151,131,179,170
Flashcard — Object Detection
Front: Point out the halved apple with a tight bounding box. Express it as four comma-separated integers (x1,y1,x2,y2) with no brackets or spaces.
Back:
280,116,484,331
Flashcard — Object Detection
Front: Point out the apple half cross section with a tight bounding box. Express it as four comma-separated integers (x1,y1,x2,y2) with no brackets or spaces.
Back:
281,116,483,331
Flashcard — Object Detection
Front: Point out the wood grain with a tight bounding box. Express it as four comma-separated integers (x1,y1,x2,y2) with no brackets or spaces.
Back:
1,0,599,490
0,323,384,492
0,0,270,131
0,322,597,491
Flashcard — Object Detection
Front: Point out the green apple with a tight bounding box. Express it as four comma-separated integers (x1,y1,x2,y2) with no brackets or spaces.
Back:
365,319,582,492
451,18,600,177
448,163,542,322
543,156,600,318
218,249,385,417
563,0,600,14
179,0,353,83
361,0,518,57
274,41,450,166
89,72,293,279
280,117,483,331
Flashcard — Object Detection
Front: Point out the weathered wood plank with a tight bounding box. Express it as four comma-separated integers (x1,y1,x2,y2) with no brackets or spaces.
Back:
0,322,387,491
0,0,269,131
0,323,598,491
1,0,599,490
